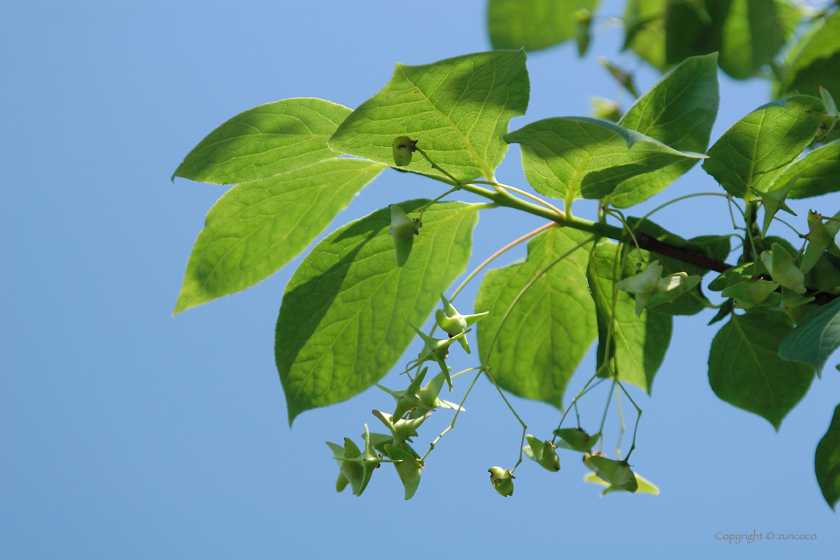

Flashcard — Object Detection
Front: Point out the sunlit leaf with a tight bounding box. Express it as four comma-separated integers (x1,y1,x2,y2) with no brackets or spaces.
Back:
174,159,385,314
715,0,801,80
625,0,799,79
703,95,824,200
277,201,478,424
623,0,666,71
609,53,719,208
487,0,600,51
173,98,351,184
329,51,529,183
506,117,704,202
708,309,814,430
475,227,596,409
777,11,840,101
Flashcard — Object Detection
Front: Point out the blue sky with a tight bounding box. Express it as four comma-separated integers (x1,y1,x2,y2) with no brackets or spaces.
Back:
2,0,838,558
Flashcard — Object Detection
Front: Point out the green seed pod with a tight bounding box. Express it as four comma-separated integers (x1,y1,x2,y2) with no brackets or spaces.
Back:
586,455,638,493
405,321,468,390
801,220,833,274
721,279,780,309
590,97,621,123
326,438,364,495
384,443,422,500
575,8,591,57
392,136,417,167
488,467,515,497
433,294,488,354
388,204,421,267
761,243,806,294
554,428,600,452
371,409,429,444
523,434,561,472
616,260,663,316
335,472,350,493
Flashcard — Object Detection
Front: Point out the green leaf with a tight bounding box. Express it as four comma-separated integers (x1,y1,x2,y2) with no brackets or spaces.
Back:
174,159,385,314
277,200,478,425
777,11,840,101
626,0,799,78
702,95,825,200
709,263,755,292
505,117,705,201
691,234,732,264
329,51,529,183
715,0,801,80
815,404,840,510
173,98,351,184
587,239,673,392
623,0,667,71
721,279,780,309
487,0,600,51
781,140,840,199
609,53,720,208
708,309,814,430
475,227,597,409
779,296,840,378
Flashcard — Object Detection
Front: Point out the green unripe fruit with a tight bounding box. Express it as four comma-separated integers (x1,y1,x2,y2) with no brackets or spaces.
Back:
488,467,514,497
523,434,561,472
586,455,638,493
335,472,350,493
388,204,421,267
392,136,417,167
554,428,600,452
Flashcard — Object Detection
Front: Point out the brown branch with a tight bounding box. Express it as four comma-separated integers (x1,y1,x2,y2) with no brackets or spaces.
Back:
634,232,732,273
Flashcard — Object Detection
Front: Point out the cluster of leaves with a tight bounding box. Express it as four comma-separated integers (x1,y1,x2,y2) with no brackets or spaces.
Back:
172,2,840,508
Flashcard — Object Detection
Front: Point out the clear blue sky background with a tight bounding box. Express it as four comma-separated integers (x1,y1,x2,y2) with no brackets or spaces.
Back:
2,1,838,558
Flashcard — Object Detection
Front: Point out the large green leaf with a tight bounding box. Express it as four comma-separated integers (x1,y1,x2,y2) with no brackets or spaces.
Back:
779,296,840,377
625,0,800,78
505,117,705,203
623,0,667,71
587,239,673,392
173,98,351,184
487,0,600,51
708,309,814,430
780,140,840,199
702,95,824,200
715,0,800,80
815,404,840,510
329,51,529,183
777,11,840,101
173,159,386,314
276,200,478,424
610,53,719,207
474,226,597,409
